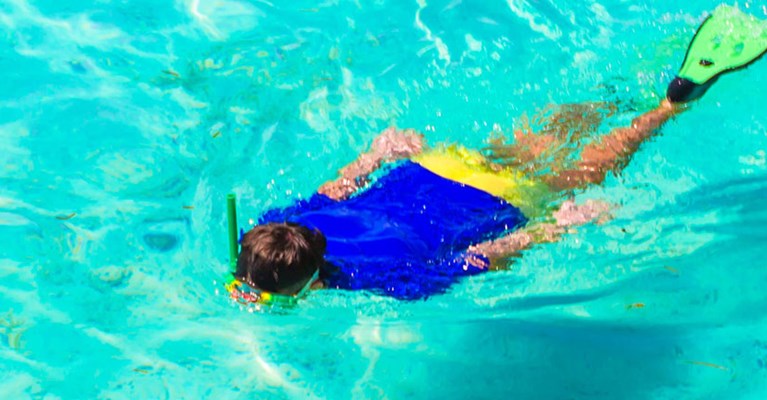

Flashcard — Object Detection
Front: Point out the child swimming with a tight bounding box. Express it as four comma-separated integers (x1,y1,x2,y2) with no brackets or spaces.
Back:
228,5,767,303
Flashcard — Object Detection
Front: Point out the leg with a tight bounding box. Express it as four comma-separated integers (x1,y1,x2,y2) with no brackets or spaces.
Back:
487,102,616,174
545,99,679,191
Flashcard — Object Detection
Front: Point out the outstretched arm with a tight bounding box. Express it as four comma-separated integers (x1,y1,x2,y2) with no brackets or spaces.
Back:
318,128,425,200
546,99,681,191
468,200,611,268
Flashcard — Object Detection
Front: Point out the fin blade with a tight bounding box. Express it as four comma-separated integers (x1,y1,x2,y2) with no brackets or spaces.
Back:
679,5,767,85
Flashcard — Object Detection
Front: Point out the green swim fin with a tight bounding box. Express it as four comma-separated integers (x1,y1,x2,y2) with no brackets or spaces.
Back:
667,5,767,103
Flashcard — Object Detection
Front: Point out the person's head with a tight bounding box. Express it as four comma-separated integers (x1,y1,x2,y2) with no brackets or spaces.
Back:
235,222,326,295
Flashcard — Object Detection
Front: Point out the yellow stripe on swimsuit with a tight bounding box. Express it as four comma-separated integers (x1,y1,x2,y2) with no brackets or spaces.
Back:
413,145,553,218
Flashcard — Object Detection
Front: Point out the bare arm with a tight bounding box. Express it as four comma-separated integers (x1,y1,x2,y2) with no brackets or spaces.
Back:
468,200,611,268
318,128,425,200
546,99,681,191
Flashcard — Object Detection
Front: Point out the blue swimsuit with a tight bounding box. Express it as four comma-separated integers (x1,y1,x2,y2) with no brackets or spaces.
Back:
259,161,527,299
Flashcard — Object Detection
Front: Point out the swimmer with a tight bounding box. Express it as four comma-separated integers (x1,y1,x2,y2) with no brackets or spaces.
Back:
228,5,767,303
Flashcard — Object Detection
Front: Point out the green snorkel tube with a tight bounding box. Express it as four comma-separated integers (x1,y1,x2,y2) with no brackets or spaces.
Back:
668,5,767,103
226,193,239,272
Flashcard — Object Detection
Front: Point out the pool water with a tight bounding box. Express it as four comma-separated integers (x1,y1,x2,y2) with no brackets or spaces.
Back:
2,0,767,398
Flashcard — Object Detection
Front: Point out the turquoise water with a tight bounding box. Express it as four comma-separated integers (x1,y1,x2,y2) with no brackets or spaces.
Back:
2,0,767,398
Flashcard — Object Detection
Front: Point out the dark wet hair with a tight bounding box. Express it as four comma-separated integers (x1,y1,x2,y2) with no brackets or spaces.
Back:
235,222,326,294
